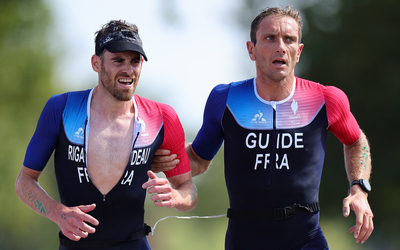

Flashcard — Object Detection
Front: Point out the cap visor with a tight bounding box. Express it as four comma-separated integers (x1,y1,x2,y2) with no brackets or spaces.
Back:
105,41,147,61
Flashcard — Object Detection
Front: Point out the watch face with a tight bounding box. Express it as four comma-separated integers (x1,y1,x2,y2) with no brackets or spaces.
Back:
361,179,371,192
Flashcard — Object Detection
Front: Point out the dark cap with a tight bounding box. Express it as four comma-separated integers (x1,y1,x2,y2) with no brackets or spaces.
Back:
95,29,147,61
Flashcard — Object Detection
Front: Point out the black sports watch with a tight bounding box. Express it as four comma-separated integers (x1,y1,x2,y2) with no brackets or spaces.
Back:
349,179,371,193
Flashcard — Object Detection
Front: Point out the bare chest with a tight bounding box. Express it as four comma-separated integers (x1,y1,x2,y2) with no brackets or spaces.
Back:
87,115,135,194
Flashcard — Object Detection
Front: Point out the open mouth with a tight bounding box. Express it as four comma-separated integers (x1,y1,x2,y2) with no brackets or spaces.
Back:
272,59,286,66
118,78,133,85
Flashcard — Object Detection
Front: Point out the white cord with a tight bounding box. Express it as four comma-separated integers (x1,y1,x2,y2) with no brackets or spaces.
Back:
150,214,227,236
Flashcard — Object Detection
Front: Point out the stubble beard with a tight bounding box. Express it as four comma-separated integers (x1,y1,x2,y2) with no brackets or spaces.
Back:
257,59,294,84
100,65,135,102
257,64,287,83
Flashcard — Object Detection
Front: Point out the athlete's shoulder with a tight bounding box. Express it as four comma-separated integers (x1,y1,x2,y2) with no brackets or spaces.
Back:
47,92,68,106
296,77,347,101
66,89,92,94
159,102,179,122
295,77,323,89
41,90,88,121
321,85,348,102
230,78,254,87
223,78,254,91
65,89,91,98
134,95,162,112
212,78,252,91
42,92,69,117
316,82,349,109
63,89,92,108
134,95,179,121
211,82,230,95
208,78,254,102
134,94,156,104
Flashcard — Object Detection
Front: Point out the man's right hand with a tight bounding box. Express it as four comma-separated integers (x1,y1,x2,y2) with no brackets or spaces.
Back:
15,166,99,241
57,204,99,241
151,149,179,173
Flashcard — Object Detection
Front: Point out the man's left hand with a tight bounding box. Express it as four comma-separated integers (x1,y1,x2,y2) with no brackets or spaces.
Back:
343,187,374,244
142,171,176,208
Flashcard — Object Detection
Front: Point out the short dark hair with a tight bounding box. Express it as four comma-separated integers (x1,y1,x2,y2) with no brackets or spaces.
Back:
94,20,139,57
250,6,303,44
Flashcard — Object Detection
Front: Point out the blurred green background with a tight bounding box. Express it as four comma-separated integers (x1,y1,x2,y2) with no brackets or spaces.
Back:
1,0,399,249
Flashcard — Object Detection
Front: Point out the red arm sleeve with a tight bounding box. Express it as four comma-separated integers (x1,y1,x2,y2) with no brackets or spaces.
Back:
322,85,361,145
159,104,190,177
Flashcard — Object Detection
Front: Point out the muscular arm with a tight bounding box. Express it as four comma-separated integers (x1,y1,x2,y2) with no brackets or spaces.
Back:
344,130,372,182
342,130,374,244
150,144,212,177
186,143,211,177
322,85,374,243
15,166,58,218
15,166,99,241
167,172,198,211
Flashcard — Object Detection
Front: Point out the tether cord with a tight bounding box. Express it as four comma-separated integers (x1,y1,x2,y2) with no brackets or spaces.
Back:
150,214,227,236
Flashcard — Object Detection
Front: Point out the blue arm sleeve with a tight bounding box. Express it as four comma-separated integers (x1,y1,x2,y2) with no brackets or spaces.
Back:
23,93,67,171
192,84,230,161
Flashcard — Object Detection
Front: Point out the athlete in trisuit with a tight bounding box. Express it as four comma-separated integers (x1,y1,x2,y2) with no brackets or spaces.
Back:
152,6,373,250
15,20,198,250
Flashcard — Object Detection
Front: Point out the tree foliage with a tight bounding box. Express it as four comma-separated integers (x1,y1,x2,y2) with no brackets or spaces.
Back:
0,0,59,249
300,0,400,248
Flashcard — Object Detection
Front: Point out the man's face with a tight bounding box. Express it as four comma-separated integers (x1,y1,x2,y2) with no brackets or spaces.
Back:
247,15,304,82
98,50,143,101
